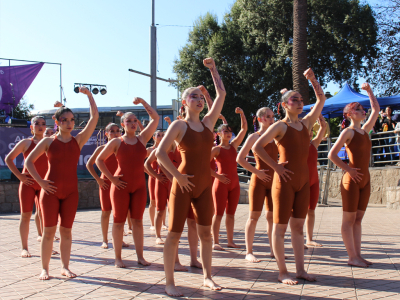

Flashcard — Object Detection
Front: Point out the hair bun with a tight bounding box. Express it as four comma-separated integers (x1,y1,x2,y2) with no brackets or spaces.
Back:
280,88,288,95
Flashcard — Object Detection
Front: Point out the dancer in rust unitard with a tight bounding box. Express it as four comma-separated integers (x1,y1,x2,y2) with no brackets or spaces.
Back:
96,98,159,268
305,114,327,247
25,87,99,280
253,68,326,285
211,107,247,250
237,107,277,262
156,58,226,297
328,83,379,268
86,123,130,249
5,116,48,257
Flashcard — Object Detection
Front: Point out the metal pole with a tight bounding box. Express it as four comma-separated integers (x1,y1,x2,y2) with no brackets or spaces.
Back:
60,64,63,105
150,0,157,109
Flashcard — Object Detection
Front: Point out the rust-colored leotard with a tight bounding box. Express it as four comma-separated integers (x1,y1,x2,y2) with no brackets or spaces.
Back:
148,160,158,201
249,135,278,212
272,121,310,224
340,129,371,212
99,153,118,211
169,121,214,232
307,144,319,210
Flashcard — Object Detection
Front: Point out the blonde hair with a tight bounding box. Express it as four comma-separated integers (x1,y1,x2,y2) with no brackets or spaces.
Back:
121,112,136,123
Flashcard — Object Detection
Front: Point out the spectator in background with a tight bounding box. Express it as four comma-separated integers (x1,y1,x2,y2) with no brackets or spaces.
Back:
380,106,397,164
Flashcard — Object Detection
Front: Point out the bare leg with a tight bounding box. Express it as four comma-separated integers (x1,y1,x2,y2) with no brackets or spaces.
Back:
149,200,156,230
226,214,240,248
164,231,183,297
342,211,368,267
112,222,126,268
197,224,221,291
187,218,202,268
354,210,371,265
34,208,42,237
305,209,322,247
162,208,168,230
289,218,316,282
155,210,166,244
101,210,111,248
39,226,57,280
174,246,188,272
59,226,76,278
126,211,133,234
266,211,274,257
245,211,261,262
20,212,32,257
131,219,150,266
212,215,224,250
273,223,298,285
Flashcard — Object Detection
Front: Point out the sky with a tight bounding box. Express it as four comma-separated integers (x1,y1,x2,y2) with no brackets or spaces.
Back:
0,0,379,112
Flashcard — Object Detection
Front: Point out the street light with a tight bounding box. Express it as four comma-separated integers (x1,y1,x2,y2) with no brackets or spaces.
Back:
74,83,107,95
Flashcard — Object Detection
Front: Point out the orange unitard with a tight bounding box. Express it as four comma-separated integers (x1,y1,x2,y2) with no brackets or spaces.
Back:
340,130,371,212
155,151,179,211
40,136,80,228
212,146,240,216
307,144,319,210
169,122,214,232
19,139,48,213
148,160,158,200
249,137,278,212
272,121,310,224
99,154,118,211
111,137,147,223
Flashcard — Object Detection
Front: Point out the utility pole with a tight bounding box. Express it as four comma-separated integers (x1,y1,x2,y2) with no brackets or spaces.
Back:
150,0,157,109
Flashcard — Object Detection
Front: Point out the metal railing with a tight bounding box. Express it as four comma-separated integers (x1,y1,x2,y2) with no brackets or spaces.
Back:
235,130,400,205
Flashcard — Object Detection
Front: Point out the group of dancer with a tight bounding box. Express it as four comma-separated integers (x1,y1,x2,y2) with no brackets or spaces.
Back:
5,57,380,297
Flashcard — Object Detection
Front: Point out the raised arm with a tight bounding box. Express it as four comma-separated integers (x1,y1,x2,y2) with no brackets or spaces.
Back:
311,114,327,149
219,114,228,124
198,85,214,111
5,140,34,186
135,97,160,144
202,58,227,129
302,68,327,130
144,149,169,184
164,116,172,126
137,119,144,132
75,87,99,149
231,107,248,149
361,83,380,133
86,146,109,190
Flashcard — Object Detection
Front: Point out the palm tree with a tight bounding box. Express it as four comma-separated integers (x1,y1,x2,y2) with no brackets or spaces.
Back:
292,0,309,104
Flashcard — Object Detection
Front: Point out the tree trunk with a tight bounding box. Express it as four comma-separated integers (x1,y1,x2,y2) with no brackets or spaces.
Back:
293,0,309,104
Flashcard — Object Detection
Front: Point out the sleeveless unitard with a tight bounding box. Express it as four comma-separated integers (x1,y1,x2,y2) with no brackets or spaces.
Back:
272,121,310,224
99,153,118,211
249,137,279,212
212,145,240,216
40,136,80,228
155,151,179,211
148,159,158,201
340,129,371,212
111,137,147,223
19,139,48,213
307,143,319,210
169,122,214,232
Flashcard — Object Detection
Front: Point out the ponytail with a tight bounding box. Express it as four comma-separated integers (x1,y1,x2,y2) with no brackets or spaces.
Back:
253,116,258,132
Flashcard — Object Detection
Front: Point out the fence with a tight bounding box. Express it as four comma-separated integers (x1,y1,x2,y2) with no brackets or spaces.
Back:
236,130,400,205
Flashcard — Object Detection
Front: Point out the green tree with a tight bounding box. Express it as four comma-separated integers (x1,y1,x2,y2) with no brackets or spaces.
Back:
12,98,34,120
173,0,378,132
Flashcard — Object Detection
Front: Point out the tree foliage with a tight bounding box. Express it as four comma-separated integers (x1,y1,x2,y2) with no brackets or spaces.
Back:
369,0,400,96
12,98,34,120
173,0,378,132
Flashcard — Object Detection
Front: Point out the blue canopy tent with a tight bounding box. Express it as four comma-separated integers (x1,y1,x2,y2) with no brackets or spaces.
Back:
302,82,400,118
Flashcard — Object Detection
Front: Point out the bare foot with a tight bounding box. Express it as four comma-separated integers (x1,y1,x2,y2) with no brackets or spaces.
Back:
296,270,316,282
101,242,108,249
227,242,241,248
127,229,132,234
122,241,129,248
54,236,60,241
204,278,222,291
270,253,288,259
162,225,168,230
360,257,373,265
165,284,183,297
21,249,31,258
52,249,59,255
123,231,128,236
61,268,77,278
37,236,42,242
348,258,368,268
150,226,155,231
245,253,260,263
174,262,188,272
278,273,298,285
190,260,202,269
304,244,309,249
306,240,322,247
156,237,164,245
115,259,126,268
213,244,224,251
138,257,151,266
39,269,49,280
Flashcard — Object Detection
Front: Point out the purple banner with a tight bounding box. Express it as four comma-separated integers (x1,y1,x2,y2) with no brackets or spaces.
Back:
0,63,44,114
0,127,100,172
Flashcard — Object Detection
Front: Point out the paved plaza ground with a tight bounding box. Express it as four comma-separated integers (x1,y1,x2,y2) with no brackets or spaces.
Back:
1,203,400,299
